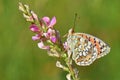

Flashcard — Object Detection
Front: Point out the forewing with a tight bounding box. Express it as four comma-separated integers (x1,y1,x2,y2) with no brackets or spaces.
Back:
67,34,98,66
74,33,110,59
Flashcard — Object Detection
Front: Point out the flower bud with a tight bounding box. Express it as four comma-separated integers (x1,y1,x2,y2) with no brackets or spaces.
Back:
30,24,39,32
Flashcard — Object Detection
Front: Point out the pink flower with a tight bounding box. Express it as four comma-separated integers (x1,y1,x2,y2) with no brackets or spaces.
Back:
43,28,57,43
63,42,69,50
30,24,39,32
32,34,40,41
47,28,55,36
50,36,57,43
31,11,38,21
42,16,56,28
38,41,50,50
29,16,59,49
42,17,50,25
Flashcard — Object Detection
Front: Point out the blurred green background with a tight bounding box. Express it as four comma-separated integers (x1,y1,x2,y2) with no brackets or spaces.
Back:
0,0,120,80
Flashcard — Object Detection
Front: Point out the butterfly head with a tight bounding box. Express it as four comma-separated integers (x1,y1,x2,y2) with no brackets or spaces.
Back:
68,28,74,35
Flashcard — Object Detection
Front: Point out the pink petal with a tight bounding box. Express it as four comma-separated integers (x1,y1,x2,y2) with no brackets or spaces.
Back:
63,42,69,50
43,33,49,38
47,28,53,35
48,16,56,28
47,28,55,36
42,16,50,26
50,36,57,43
38,41,50,50
32,34,40,41
31,11,38,20
30,24,39,32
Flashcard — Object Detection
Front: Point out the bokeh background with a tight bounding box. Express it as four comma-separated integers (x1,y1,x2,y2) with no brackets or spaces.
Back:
0,0,120,80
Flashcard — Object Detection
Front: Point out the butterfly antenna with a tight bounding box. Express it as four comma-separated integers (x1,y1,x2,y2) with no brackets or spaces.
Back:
73,13,78,32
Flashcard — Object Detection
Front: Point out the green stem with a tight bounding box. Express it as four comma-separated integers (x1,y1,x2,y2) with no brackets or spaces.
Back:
66,58,79,80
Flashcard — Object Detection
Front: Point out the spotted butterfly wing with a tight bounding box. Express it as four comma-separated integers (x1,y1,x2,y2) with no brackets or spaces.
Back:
67,28,110,66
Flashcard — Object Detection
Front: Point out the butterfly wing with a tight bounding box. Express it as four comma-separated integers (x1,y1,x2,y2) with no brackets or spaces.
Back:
67,34,98,66
67,32,110,66
74,33,111,59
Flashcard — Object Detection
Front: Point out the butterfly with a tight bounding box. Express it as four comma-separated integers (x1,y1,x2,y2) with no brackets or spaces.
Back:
67,28,110,66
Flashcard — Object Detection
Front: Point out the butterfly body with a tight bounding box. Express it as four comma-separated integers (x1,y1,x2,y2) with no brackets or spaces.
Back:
67,28,110,66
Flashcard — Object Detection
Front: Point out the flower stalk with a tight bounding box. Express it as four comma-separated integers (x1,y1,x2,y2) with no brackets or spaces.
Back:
19,2,80,80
